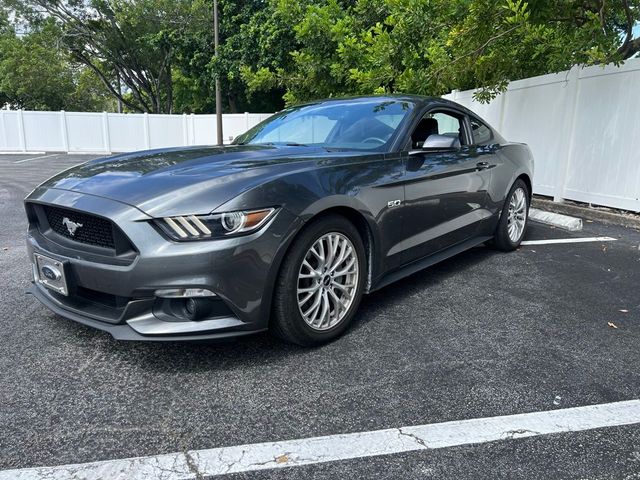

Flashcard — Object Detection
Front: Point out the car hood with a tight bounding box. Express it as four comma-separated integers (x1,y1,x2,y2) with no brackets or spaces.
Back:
40,145,345,217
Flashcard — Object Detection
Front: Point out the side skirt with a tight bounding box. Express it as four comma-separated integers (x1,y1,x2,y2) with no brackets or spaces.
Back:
370,235,493,292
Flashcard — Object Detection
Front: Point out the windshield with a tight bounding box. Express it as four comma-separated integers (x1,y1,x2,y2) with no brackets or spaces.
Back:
234,99,414,151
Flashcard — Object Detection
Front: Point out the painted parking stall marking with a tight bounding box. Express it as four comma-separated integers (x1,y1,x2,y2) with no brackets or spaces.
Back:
2,399,640,479
12,153,61,164
521,236,617,246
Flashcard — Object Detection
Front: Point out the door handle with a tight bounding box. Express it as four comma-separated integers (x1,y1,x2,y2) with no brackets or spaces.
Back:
476,161,490,170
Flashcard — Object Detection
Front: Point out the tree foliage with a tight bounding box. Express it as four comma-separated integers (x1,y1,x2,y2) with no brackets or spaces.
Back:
0,15,114,110
243,0,640,104
18,0,211,113
2,0,639,111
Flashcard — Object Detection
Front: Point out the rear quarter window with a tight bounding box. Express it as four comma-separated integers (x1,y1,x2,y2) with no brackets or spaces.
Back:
470,117,493,144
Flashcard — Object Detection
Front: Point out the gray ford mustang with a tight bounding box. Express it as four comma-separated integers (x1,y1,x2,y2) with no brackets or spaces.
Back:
25,95,533,346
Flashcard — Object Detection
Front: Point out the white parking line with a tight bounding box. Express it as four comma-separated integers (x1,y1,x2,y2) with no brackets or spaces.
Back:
12,154,60,164
2,399,639,479
521,236,617,245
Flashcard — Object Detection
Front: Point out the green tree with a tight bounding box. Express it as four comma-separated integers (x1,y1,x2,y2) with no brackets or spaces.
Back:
423,0,640,101
0,19,112,110
6,0,640,111
16,0,209,113
241,0,380,104
243,0,640,104
16,0,288,113
173,0,293,113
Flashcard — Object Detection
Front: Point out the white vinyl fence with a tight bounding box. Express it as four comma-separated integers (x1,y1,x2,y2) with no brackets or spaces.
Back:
0,111,272,154
443,58,640,212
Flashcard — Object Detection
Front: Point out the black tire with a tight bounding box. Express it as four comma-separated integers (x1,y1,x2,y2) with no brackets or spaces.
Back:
271,214,366,346
493,179,530,251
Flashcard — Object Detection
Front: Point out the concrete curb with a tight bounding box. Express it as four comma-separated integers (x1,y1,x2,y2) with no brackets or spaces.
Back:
529,208,582,231
532,198,640,231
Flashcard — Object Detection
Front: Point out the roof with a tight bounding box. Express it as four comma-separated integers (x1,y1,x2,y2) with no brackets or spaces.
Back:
291,94,461,110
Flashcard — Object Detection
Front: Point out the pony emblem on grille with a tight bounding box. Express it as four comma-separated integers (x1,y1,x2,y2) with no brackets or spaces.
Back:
62,217,83,236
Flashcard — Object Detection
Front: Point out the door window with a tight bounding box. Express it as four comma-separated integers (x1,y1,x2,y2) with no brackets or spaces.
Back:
409,110,465,149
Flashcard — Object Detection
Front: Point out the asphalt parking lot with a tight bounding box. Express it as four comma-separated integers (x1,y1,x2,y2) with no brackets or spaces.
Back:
1,153,639,479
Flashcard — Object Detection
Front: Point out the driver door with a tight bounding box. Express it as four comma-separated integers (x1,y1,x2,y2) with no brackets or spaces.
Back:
399,108,493,264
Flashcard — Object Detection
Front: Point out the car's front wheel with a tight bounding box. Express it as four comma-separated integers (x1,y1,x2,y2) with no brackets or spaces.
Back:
272,214,366,346
493,179,530,251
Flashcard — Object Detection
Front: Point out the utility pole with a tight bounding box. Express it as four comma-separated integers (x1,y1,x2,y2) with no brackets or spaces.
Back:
116,71,123,114
214,0,223,146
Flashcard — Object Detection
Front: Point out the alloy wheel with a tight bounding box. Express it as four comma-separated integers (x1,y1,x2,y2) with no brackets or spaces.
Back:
297,232,359,331
507,187,527,242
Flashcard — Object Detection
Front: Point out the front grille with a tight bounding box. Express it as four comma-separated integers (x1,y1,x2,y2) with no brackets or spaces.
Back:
43,205,115,250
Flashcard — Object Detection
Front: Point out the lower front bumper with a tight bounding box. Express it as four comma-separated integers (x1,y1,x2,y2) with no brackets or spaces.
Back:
27,283,266,342
24,189,305,341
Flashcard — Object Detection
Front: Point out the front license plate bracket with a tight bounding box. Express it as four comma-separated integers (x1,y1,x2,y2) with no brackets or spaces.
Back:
34,253,69,296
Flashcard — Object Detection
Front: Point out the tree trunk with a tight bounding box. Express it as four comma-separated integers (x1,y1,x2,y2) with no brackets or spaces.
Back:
618,37,640,59
228,93,238,113
165,63,173,114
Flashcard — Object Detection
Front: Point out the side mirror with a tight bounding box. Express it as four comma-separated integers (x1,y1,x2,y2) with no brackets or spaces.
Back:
422,134,458,149
408,134,459,156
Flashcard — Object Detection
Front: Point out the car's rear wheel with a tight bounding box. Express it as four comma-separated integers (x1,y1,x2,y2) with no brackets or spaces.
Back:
272,214,366,346
493,179,529,251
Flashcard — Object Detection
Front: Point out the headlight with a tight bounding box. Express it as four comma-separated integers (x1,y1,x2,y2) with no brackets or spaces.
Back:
155,207,277,241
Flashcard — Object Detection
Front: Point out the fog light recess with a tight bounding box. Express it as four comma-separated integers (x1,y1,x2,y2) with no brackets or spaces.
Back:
182,297,213,321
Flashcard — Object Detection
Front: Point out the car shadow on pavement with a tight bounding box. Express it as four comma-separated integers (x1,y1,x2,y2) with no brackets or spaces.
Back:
351,245,497,331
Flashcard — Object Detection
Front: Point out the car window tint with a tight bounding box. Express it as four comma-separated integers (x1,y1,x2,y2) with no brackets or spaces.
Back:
470,117,493,144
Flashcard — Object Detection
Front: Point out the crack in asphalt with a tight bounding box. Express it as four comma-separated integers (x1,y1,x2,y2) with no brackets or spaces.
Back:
503,428,540,439
397,428,430,449
184,451,204,480
149,454,189,480
245,451,294,470
221,449,246,475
